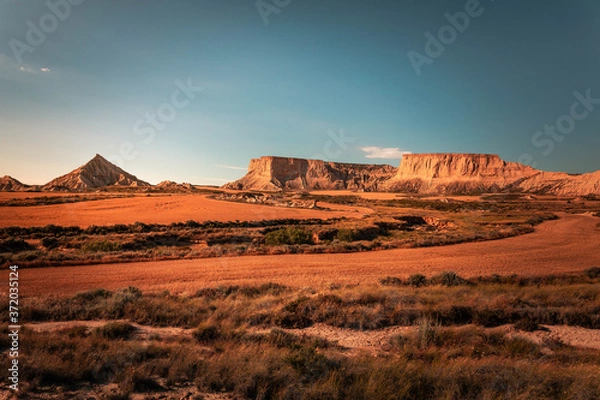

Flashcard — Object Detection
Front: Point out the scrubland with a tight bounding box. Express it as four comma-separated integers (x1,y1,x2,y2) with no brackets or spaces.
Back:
1,192,599,399
2,269,600,399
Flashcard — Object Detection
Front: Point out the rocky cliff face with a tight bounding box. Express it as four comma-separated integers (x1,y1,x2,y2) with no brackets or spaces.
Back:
42,154,150,191
513,171,600,196
383,154,539,194
225,154,600,196
0,176,31,191
223,156,396,192
384,153,600,196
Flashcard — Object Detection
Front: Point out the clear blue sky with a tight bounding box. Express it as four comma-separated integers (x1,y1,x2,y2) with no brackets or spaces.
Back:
1,0,599,185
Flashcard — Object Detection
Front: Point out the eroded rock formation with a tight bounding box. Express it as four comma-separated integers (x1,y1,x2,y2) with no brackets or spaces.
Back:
223,156,396,191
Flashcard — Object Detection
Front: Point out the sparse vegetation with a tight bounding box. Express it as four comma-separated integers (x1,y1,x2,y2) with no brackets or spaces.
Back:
5,270,600,399
265,227,313,246
0,192,572,269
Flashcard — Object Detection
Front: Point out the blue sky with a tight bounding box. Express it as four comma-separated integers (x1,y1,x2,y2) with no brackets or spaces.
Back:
1,0,599,185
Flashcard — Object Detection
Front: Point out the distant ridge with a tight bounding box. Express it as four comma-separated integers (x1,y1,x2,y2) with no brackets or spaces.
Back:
0,175,31,191
42,154,150,191
2,153,598,195
225,154,600,196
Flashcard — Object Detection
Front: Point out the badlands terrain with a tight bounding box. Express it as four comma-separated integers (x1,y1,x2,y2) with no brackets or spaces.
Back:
1,153,600,399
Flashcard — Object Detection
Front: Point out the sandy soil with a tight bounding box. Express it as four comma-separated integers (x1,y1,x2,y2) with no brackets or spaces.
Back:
0,194,371,227
14,213,600,297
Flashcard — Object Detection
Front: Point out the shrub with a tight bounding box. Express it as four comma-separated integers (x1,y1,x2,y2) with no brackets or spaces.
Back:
40,237,60,250
584,267,600,279
514,319,546,332
336,228,356,242
287,347,339,384
0,238,34,253
81,240,122,253
437,271,467,287
95,322,137,340
193,323,220,343
265,227,313,246
417,317,440,348
408,273,427,287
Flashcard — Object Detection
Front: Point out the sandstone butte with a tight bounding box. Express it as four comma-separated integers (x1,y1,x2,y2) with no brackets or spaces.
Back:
223,156,397,192
225,154,600,196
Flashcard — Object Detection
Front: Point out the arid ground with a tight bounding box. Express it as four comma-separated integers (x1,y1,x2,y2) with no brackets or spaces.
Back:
13,212,600,297
1,191,599,399
0,193,371,228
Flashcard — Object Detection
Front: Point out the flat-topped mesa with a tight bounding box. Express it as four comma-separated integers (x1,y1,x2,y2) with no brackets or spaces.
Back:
223,156,396,192
384,153,540,194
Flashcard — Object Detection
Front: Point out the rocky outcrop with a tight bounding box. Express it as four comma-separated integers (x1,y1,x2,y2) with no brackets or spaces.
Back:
513,171,600,196
42,154,150,191
384,153,600,196
223,156,396,192
155,180,195,191
383,154,539,194
0,176,31,191
225,154,600,196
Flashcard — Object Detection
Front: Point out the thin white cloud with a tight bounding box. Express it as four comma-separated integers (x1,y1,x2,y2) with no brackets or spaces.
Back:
215,164,247,171
361,146,411,159
0,53,52,74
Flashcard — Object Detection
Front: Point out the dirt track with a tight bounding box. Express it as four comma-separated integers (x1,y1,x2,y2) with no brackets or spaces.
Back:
16,213,600,297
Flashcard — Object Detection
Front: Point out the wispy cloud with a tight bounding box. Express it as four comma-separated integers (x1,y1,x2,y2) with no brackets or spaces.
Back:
19,66,51,74
0,53,52,75
360,146,411,159
215,164,247,171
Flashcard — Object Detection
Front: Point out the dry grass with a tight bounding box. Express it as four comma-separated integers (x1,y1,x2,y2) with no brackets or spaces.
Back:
4,272,600,399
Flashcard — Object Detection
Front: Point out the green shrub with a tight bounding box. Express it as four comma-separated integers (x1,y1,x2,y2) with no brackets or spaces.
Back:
81,240,122,253
335,228,356,242
265,227,313,246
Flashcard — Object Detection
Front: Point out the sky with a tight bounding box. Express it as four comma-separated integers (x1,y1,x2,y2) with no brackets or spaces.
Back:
1,0,599,185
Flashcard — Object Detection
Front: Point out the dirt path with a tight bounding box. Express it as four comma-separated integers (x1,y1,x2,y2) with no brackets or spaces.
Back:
14,213,599,297
25,320,194,341
25,320,600,352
